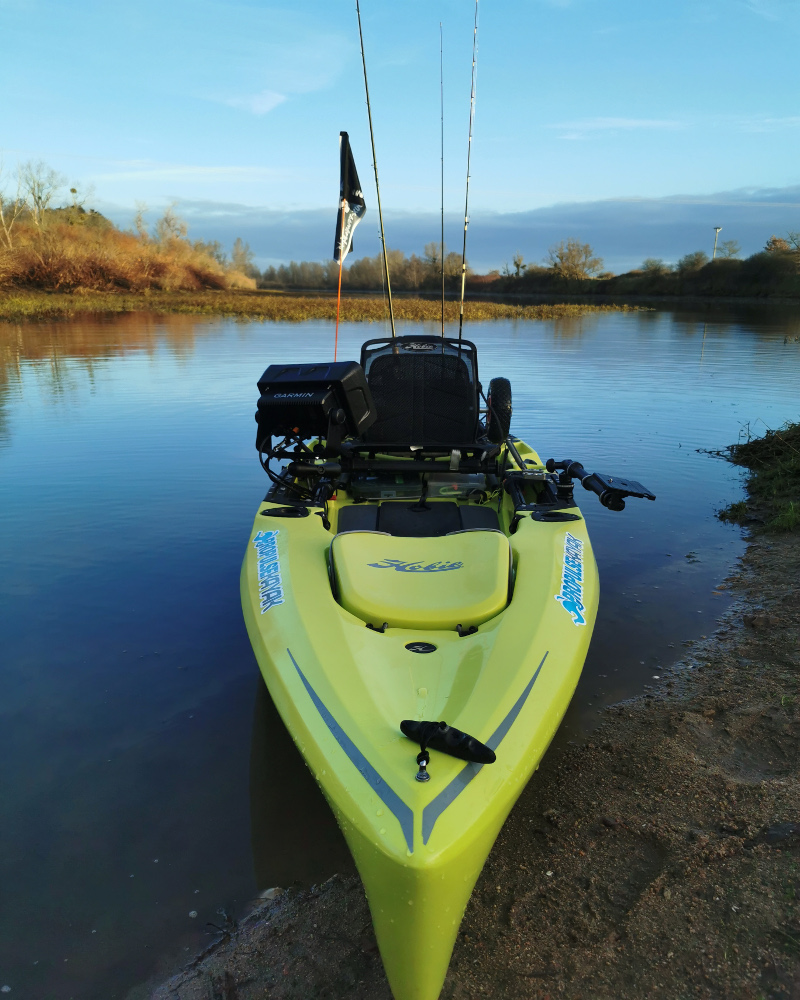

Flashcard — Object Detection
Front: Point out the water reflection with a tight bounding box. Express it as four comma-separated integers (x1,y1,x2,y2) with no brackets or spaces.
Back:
250,679,353,891
0,313,210,390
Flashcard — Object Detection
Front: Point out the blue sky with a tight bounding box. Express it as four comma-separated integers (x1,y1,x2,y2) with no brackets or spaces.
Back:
3,0,800,271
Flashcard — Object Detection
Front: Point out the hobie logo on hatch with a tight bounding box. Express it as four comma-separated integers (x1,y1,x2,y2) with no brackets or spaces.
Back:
555,532,586,626
369,558,463,573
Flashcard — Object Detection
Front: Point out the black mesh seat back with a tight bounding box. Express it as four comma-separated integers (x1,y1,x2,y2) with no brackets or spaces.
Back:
360,337,479,445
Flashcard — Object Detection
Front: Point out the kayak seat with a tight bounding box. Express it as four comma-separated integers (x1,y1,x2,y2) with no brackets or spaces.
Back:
359,336,480,446
336,501,499,536
330,529,510,630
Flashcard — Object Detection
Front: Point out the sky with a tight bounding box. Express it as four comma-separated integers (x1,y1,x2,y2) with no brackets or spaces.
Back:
2,0,800,272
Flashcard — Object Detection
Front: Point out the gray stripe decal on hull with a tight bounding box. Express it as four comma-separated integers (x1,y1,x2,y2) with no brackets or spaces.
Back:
287,648,414,853
422,651,549,845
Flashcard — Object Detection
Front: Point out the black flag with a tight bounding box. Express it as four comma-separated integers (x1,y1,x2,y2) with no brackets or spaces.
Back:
333,131,366,263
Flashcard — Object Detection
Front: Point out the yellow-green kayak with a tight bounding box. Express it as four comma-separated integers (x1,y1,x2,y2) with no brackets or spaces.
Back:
241,334,653,999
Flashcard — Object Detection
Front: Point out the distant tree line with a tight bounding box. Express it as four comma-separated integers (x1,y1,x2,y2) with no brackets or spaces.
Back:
252,232,800,299
482,234,800,298
258,243,466,292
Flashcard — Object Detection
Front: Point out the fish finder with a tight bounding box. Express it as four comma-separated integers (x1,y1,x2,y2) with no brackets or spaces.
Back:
255,360,376,452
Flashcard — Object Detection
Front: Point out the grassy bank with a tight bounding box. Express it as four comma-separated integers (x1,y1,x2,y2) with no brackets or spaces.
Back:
0,288,650,323
0,209,255,293
720,420,800,531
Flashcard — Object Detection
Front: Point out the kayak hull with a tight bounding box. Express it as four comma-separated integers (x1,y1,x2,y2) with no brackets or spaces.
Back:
241,441,598,1000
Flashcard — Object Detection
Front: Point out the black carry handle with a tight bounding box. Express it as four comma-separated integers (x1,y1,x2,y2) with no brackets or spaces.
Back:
400,720,496,765
546,459,656,512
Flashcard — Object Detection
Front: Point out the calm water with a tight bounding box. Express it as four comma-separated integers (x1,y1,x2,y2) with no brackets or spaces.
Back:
0,307,798,998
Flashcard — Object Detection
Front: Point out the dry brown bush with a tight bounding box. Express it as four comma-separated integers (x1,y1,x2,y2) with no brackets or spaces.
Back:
0,218,241,292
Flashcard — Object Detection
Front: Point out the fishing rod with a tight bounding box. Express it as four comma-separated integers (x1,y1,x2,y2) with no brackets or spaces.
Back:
457,0,479,351
355,0,396,339
440,21,445,340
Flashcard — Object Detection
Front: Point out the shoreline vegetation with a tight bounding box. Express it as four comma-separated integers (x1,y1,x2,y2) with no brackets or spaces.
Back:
718,421,800,533
148,427,799,1000
3,163,800,324
0,288,652,324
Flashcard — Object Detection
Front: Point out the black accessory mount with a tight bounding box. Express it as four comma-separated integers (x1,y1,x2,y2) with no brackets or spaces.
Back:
545,459,656,512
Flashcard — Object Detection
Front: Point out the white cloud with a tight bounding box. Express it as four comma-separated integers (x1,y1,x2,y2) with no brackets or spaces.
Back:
551,117,685,137
90,164,284,184
549,113,800,141
223,90,287,116
737,115,800,132
98,183,800,274
740,0,782,20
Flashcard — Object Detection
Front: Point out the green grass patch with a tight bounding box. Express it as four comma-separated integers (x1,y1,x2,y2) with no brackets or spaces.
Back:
769,500,800,532
717,499,749,524
726,421,800,532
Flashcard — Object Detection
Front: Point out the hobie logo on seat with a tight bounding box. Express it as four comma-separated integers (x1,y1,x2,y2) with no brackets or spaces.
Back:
369,558,463,573
555,532,586,626
402,342,436,351
253,529,285,614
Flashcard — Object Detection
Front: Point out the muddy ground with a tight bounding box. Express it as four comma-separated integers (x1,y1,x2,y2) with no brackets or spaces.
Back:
148,527,799,1000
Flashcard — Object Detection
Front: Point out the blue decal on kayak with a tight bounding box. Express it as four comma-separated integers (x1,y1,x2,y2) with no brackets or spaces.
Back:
555,532,586,626
287,648,414,853
252,530,285,614
368,558,463,572
421,651,549,845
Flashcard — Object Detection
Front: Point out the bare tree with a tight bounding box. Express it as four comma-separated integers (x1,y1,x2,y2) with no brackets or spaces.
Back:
0,159,26,250
424,241,443,269
546,239,603,280
231,237,257,276
717,239,741,259
443,251,462,281
132,201,150,240
511,251,527,278
66,181,96,212
20,160,65,227
787,231,800,252
154,204,188,243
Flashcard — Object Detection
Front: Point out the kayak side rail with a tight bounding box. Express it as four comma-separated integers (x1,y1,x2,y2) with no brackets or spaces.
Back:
288,456,498,476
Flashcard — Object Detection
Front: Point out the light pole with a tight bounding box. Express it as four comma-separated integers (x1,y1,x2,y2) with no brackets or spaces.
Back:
713,227,722,260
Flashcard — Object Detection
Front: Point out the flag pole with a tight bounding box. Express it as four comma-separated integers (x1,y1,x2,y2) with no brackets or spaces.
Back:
334,203,345,362
440,21,445,341
355,0,396,340
457,0,479,352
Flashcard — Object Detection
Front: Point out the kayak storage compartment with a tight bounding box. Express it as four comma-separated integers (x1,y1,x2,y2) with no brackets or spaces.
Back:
330,528,510,630
336,500,500,535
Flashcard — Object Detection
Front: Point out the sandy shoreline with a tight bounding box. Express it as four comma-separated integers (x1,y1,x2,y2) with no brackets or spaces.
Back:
145,526,799,1000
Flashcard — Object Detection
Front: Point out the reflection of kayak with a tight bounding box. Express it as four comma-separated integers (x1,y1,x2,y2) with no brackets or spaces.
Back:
248,676,353,893
241,334,654,1000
